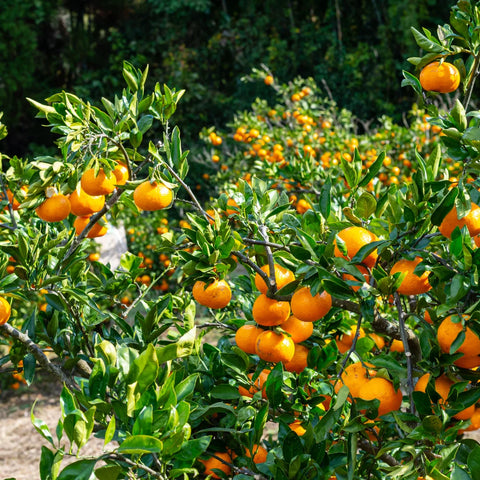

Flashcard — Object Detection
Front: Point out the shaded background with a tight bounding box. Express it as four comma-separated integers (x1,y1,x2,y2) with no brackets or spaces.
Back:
0,0,455,156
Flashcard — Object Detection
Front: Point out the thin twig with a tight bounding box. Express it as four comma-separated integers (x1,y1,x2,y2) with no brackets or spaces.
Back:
394,293,415,414
259,224,277,297
338,313,363,378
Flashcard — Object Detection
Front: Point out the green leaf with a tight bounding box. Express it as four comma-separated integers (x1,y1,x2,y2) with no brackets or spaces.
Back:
127,343,159,393
355,192,377,219
451,99,467,132
401,70,423,95
210,384,241,400
467,446,480,480
58,459,96,480
94,464,122,480
40,446,54,480
319,179,331,219
175,374,199,402
411,27,445,53
173,436,212,469
359,152,385,188
117,435,163,454
431,187,458,226
104,415,116,447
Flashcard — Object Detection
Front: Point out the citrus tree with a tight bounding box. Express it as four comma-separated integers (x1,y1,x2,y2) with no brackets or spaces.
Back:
2,1,480,479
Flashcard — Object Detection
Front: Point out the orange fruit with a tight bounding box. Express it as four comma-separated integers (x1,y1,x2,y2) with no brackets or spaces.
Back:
81,168,116,196
264,75,274,86
419,61,460,93
246,444,268,463
290,286,332,322
342,265,370,292
73,216,108,238
296,199,312,214
357,377,403,417
390,339,405,353
225,198,238,216
252,294,290,326
369,333,385,350
335,326,366,353
439,204,480,239
464,408,480,431
192,279,232,309
113,163,129,185
415,373,475,420
255,330,295,363
334,226,379,268
69,187,105,216
289,419,306,436
198,452,232,479
235,324,265,354
280,315,314,343
5,186,27,210
254,263,295,294
0,296,11,325
36,193,71,222
133,180,173,211
283,343,309,373
88,252,101,262
335,361,372,398
390,257,431,295
437,314,480,367
238,369,270,398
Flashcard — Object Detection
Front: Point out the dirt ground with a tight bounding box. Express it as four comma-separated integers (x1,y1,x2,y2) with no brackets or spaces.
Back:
0,374,104,480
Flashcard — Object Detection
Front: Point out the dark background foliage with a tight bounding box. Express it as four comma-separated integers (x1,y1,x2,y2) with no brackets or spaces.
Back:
0,0,455,156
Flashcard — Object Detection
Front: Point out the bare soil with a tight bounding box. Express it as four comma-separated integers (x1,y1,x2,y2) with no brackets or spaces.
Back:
0,373,104,480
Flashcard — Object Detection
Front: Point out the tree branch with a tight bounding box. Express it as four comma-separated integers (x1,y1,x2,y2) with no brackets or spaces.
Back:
0,322,78,391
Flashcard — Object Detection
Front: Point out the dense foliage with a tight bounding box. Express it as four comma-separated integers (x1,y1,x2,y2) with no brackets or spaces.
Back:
0,0,455,156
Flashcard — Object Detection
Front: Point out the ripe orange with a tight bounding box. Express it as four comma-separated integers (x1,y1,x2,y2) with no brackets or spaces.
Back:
113,163,129,185
73,216,108,238
357,377,403,417
246,444,268,463
390,257,431,295
334,361,372,398
334,226,379,268
283,343,309,373
133,180,173,211
390,339,405,353
36,192,71,222
438,204,480,239
290,286,332,322
264,75,274,86
238,369,270,398
88,252,101,262
235,324,265,354
289,419,306,436
437,314,480,367
198,452,232,479
252,294,290,326
254,263,295,294
342,265,370,292
335,326,366,353
5,186,27,210
69,187,105,216
419,61,460,94
81,168,116,196
415,373,475,420
369,332,385,350
0,296,11,325
192,279,232,309
280,315,313,343
255,330,295,363
296,199,312,214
